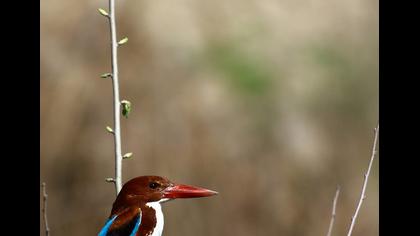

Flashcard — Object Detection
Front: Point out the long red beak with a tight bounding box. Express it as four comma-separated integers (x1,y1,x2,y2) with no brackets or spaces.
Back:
163,184,218,199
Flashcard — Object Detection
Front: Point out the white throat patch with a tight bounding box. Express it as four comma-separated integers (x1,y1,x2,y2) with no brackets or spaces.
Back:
145,199,167,236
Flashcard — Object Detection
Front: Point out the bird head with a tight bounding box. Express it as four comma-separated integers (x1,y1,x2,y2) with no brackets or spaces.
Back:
111,176,217,213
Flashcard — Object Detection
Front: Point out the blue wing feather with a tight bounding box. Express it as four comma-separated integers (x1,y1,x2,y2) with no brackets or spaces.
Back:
129,209,142,236
98,215,118,236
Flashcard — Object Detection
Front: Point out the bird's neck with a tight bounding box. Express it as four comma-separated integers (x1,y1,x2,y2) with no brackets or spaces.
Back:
145,201,164,236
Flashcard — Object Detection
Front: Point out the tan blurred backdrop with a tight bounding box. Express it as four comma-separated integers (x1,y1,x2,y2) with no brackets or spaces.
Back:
40,0,378,235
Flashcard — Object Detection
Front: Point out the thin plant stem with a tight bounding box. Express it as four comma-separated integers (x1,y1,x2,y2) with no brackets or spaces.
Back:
108,0,122,195
346,123,379,236
42,182,50,236
326,185,340,236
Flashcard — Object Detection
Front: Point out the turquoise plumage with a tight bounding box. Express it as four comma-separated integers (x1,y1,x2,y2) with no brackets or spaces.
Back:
98,210,142,236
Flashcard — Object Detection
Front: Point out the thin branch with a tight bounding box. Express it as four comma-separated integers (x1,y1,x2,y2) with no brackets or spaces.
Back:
326,185,340,236
42,182,50,236
107,0,122,195
346,123,379,236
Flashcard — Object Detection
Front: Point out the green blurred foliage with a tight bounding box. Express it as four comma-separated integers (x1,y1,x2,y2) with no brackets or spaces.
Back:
205,43,273,97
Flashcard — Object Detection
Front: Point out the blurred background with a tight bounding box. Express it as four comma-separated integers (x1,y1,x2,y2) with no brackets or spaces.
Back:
40,0,378,235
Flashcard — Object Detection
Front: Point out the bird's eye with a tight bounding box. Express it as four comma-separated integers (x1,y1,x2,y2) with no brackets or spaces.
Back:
149,182,159,189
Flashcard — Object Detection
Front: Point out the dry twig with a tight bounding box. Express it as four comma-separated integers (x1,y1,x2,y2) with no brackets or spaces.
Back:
326,185,340,236
346,123,379,236
42,182,50,236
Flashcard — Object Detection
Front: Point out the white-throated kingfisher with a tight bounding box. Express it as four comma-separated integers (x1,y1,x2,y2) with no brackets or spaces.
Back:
98,176,218,236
